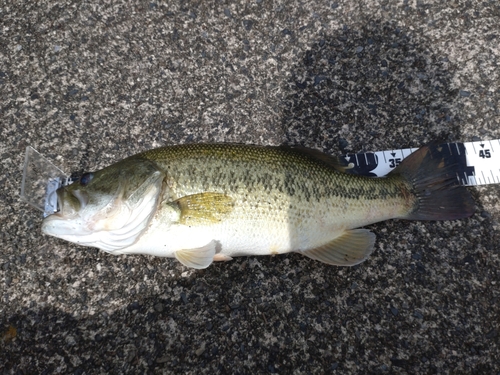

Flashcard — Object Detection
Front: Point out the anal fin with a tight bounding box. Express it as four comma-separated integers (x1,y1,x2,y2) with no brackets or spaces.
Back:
175,241,216,269
298,229,376,266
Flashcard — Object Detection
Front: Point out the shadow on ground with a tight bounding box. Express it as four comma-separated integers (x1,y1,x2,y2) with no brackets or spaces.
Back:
282,20,464,153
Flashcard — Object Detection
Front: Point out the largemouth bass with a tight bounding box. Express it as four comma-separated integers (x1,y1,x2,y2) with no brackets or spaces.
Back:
41,144,475,269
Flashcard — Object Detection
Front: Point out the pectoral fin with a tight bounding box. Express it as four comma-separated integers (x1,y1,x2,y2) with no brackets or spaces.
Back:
174,192,234,226
174,241,216,269
298,229,376,266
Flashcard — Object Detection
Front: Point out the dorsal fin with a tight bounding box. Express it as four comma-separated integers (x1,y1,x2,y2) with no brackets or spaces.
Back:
278,145,353,173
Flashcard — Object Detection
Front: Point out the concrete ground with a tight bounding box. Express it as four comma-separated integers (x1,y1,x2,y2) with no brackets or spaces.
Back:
1,0,499,373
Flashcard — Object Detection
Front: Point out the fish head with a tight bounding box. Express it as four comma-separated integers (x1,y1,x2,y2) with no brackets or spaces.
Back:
41,157,165,252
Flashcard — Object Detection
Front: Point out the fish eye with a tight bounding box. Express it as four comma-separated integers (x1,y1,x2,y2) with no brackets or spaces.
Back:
79,172,94,186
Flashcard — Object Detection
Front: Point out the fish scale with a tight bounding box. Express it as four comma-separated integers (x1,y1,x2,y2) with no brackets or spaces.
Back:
139,144,404,204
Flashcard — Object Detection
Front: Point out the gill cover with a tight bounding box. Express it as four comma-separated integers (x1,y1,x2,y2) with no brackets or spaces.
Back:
41,157,165,252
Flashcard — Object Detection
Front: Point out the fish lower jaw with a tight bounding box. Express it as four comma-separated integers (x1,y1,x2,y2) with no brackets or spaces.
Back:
41,216,84,237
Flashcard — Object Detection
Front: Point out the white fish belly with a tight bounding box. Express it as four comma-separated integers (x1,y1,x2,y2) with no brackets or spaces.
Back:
118,219,294,258
118,207,351,259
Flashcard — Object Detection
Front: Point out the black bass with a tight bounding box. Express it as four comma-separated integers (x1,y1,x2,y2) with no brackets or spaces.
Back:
41,144,475,269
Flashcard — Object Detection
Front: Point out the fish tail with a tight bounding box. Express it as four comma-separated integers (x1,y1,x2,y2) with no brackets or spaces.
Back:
391,144,475,221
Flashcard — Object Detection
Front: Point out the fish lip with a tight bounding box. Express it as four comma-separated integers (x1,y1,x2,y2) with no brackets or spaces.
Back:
41,211,65,235
41,207,85,237
56,188,66,215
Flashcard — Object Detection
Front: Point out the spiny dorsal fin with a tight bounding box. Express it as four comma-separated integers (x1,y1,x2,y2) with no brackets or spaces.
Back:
297,229,376,266
280,146,353,173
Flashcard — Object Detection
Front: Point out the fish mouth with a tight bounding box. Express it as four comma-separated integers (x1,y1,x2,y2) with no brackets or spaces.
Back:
41,188,90,237
55,188,89,217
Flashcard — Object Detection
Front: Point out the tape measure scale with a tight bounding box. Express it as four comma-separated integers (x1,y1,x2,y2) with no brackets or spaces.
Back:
342,140,500,186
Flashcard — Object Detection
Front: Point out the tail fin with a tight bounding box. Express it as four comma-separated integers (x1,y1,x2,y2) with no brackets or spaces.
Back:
390,144,475,221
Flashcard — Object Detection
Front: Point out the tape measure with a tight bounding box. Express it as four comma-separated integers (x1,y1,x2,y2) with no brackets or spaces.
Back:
20,140,500,217
342,140,500,186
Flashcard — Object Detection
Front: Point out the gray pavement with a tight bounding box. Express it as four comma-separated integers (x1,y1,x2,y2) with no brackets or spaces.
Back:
1,1,499,373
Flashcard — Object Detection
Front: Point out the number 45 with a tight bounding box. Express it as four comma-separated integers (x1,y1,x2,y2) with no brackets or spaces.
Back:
479,149,491,158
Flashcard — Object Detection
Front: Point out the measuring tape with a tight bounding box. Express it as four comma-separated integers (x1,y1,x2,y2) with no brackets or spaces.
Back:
342,140,500,186
20,140,500,217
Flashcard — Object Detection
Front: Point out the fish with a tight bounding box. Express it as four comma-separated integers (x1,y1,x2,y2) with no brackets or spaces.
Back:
41,143,475,269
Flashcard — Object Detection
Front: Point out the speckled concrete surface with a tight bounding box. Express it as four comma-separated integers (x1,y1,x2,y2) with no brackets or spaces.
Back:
1,1,499,374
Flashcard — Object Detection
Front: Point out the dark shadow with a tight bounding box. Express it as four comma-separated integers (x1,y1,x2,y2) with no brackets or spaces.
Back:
281,20,463,154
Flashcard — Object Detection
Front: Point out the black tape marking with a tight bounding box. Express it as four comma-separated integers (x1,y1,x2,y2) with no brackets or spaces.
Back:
343,143,475,185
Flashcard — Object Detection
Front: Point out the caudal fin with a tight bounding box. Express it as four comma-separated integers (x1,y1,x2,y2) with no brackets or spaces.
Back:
390,144,475,221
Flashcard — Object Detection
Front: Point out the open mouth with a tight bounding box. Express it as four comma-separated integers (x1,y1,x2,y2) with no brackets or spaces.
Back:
41,189,88,237
55,188,89,217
